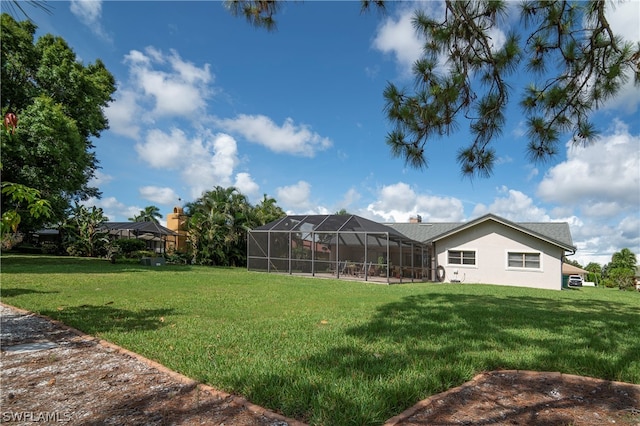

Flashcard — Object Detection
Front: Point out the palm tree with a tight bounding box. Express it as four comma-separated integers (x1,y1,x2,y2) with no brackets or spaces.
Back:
252,194,285,226
140,206,163,224
611,248,637,271
187,186,252,266
129,206,162,224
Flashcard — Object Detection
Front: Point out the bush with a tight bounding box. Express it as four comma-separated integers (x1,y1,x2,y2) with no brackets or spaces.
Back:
607,267,636,290
131,250,158,259
112,238,147,257
40,241,60,255
165,251,191,264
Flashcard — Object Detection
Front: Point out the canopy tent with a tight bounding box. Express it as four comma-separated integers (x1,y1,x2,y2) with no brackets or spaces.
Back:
247,215,431,284
103,222,178,253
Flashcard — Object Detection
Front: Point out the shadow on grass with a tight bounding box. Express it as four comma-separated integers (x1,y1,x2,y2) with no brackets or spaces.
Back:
0,254,194,274
345,292,640,379
0,288,59,298
222,291,640,426
39,304,177,335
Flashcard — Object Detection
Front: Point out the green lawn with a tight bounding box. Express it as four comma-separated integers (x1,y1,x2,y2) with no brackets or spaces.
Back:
2,254,639,425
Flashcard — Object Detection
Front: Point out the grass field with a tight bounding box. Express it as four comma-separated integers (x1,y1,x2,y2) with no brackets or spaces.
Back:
2,254,639,425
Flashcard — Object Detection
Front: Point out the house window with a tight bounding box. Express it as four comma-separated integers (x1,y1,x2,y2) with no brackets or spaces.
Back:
448,250,476,265
508,252,541,269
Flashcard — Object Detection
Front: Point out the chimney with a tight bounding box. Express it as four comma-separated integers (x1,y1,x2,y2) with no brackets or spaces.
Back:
409,215,422,223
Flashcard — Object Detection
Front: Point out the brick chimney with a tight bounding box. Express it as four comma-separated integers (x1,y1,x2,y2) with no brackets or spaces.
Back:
409,215,422,223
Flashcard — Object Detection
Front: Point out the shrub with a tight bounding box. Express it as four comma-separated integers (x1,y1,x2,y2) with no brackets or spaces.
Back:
131,250,157,259
165,251,191,264
608,267,636,291
112,238,147,257
40,241,60,255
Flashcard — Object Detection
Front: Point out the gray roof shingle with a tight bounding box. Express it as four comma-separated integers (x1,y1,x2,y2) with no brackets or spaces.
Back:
387,214,575,251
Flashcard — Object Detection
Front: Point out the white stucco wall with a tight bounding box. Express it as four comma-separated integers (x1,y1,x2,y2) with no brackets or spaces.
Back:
434,221,565,290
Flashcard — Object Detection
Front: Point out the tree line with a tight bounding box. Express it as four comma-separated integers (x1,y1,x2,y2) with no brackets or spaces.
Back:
566,248,638,290
11,186,285,267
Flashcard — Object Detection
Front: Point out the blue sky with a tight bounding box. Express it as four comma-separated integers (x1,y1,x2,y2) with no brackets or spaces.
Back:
21,0,640,266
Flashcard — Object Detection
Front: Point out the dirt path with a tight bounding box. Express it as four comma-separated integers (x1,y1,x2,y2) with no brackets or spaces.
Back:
2,303,639,426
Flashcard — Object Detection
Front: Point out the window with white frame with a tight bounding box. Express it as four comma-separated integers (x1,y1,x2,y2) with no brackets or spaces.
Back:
448,250,476,265
508,252,541,269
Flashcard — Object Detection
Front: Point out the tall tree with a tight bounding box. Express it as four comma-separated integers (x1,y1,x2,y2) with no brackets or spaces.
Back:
1,14,116,230
129,206,163,224
252,194,286,226
226,0,639,178
186,186,253,266
604,248,638,290
565,258,583,269
609,248,638,271
584,262,602,275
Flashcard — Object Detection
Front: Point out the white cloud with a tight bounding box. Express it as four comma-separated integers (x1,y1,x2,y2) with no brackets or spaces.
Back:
234,172,259,196
276,181,312,210
135,128,186,169
216,114,332,157
88,170,113,188
367,182,465,222
70,0,111,42
123,47,212,120
81,196,134,222
486,25,507,52
105,89,142,139
525,166,539,181
372,8,424,77
537,121,640,214
473,186,551,222
135,128,240,200
339,188,361,210
139,186,179,205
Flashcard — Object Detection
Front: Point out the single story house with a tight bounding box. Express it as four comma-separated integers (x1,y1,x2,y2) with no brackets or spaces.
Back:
103,222,178,254
248,213,577,290
387,213,576,290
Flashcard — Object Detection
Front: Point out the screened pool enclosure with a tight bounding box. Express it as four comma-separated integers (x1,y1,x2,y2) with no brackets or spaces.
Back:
247,215,432,283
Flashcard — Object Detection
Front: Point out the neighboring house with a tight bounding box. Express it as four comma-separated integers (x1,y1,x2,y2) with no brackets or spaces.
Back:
165,206,189,252
103,222,178,254
388,213,576,291
562,263,588,279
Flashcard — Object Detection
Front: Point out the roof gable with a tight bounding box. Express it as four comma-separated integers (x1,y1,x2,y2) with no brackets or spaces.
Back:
388,214,575,251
